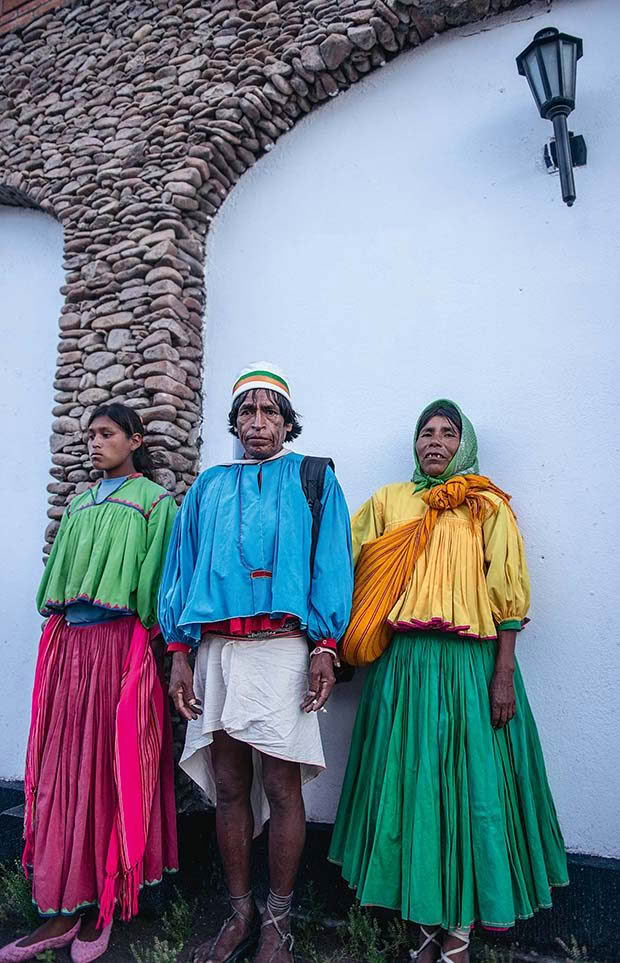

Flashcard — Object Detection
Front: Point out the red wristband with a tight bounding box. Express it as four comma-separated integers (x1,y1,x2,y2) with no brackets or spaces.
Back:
168,642,191,654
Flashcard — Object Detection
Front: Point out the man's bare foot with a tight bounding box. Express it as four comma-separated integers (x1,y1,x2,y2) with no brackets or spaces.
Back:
253,911,294,963
192,897,258,963
16,915,80,948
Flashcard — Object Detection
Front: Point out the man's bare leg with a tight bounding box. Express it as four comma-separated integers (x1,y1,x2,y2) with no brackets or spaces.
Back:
254,755,305,963
193,731,257,963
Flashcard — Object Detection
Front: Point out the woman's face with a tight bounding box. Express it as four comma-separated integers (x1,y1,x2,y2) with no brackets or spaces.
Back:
415,415,461,477
87,416,142,476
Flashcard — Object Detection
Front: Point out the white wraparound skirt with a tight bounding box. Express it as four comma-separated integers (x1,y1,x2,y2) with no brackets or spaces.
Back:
180,632,326,834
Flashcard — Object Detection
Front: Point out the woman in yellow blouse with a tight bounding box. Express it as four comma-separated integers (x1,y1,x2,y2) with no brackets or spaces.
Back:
329,400,568,963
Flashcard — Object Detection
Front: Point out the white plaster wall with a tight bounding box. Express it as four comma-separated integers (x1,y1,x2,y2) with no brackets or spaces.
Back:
203,0,619,856
0,209,63,780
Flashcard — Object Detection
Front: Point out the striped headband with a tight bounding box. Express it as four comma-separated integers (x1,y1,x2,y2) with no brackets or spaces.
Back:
231,362,291,403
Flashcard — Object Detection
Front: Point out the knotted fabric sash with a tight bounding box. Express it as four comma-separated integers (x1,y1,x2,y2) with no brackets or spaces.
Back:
340,475,512,667
97,619,164,926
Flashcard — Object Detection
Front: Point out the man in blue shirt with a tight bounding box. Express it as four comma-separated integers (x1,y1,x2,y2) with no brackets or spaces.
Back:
159,363,353,963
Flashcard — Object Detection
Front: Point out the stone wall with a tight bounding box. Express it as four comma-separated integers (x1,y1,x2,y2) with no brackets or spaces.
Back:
0,2,67,38
0,0,531,552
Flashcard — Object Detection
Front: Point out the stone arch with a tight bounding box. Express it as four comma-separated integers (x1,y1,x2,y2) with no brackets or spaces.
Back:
0,174,45,211
0,0,534,551
0,183,39,208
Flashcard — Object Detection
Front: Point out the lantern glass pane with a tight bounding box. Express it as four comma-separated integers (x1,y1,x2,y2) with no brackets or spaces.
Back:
540,40,561,99
524,48,545,110
560,39,577,100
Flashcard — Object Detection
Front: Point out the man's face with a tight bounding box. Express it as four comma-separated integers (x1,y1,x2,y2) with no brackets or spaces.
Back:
236,389,292,460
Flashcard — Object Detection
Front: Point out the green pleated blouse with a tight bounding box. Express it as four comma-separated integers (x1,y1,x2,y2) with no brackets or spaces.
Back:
37,475,177,629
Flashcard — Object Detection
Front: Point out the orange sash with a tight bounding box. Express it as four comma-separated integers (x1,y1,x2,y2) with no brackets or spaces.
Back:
340,474,512,666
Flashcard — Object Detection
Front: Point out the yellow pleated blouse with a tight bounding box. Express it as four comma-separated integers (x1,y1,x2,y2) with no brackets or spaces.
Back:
351,483,530,640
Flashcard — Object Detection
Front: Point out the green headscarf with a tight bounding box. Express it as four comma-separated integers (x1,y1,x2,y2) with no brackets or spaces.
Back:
412,399,479,491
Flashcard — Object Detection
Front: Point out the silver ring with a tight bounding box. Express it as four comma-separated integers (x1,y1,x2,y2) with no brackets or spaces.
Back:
188,698,199,707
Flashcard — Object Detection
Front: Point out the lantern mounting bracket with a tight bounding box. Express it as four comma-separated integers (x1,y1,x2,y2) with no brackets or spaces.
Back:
544,133,587,173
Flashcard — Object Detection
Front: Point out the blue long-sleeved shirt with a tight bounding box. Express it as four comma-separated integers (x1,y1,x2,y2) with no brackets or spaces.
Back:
158,451,353,649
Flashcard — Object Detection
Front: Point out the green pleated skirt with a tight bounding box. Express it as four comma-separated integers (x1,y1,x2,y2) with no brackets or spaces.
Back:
329,631,568,930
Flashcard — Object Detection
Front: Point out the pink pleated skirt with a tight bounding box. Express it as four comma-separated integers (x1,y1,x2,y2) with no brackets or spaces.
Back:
24,615,178,917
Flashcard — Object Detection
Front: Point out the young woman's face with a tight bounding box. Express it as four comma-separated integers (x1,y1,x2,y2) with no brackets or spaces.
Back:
415,415,461,476
87,416,142,476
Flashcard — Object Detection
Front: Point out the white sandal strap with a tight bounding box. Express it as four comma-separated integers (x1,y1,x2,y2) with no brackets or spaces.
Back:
411,925,442,959
230,892,256,926
209,895,256,955
261,905,295,955
440,931,470,963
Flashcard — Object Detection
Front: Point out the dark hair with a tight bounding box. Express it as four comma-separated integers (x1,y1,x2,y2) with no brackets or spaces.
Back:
228,388,302,442
416,403,462,438
88,403,156,479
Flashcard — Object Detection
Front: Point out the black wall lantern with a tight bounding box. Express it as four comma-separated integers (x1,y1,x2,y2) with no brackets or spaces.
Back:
516,27,585,207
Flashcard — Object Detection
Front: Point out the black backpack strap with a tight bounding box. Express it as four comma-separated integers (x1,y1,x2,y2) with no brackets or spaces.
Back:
299,456,334,577
300,455,355,685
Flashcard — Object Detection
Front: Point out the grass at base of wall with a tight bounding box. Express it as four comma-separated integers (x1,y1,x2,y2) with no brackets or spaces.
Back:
0,861,39,929
0,862,608,963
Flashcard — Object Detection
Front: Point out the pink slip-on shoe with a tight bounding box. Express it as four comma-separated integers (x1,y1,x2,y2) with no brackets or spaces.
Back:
0,919,81,962
70,923,112,963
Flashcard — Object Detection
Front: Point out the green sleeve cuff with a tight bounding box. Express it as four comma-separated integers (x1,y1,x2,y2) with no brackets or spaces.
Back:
497,618,523,632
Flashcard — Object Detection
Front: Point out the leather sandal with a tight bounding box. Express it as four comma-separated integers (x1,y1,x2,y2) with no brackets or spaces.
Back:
258,906,295,963
194,894,260,963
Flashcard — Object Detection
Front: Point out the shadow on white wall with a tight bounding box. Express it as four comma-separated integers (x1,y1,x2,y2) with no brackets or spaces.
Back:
0,207,64,780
